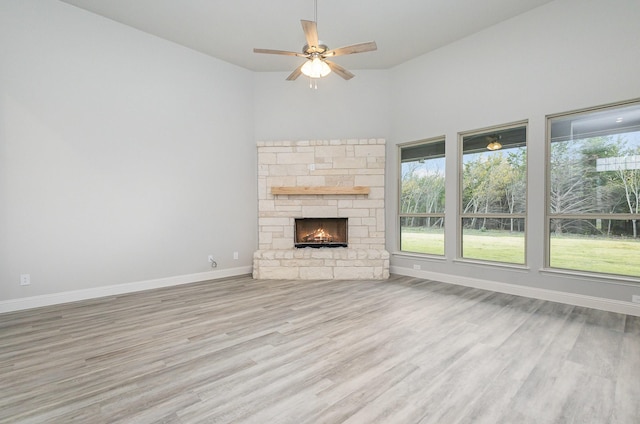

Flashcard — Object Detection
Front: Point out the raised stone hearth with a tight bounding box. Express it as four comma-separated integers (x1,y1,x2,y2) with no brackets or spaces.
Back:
253,139,389,280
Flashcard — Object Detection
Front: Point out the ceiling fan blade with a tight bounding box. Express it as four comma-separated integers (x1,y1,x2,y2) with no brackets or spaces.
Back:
301,20,319,48
326,60,355,80
286,62,305,81
253,48,306,57
324,41,377,57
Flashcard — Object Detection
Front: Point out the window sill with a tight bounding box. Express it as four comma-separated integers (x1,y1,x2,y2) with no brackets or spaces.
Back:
392,251,446,261
452,258,530,272
539,268,640,287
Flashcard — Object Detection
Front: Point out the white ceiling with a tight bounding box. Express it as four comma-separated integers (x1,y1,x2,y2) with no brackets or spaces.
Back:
59,0,554,73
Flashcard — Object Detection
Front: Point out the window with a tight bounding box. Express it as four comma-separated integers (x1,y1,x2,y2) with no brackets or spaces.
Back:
547,100,640,278
399,138,445,255
460,123,527,264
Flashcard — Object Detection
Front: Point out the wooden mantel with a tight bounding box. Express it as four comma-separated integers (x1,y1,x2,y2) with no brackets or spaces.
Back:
271,186,370,195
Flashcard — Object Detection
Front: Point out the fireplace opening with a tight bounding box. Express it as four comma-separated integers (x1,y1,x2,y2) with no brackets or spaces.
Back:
294,218,347,248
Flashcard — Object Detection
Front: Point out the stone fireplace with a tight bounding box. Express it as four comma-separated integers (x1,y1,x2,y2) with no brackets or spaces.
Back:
253,139,389,280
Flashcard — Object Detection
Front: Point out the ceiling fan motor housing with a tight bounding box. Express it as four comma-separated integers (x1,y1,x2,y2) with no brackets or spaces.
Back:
303,43,329,55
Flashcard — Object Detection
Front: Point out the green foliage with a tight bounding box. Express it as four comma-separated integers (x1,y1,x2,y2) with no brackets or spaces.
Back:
550,135,640,237
401,161,445,215
461,147,526,231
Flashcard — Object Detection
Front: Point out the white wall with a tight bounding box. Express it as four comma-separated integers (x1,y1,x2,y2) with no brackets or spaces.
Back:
0,0,256,304
387,0,640,305
253,70,390,141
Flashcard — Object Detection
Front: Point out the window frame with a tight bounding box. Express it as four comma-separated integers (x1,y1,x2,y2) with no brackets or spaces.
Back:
397,136,446,256
458,121,529,265
544,99,640,279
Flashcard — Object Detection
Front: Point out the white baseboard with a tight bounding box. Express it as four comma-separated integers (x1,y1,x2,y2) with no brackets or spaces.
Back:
0,266,253,314
391,265,640,317
5,266,638,317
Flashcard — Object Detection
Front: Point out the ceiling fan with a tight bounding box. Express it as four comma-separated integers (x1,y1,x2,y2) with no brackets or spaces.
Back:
253,2,377,84
486,135,503,151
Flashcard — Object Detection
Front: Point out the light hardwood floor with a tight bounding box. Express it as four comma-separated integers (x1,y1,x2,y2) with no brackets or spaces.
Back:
1,274,639,423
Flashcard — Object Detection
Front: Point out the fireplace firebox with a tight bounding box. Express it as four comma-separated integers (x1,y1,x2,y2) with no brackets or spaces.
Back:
294,218,348,248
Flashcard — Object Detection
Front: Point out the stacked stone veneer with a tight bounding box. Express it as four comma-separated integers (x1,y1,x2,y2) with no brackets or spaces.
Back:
253,139,390,280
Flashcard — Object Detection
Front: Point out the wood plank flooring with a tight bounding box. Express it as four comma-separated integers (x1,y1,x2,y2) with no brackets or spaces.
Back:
1,274,639,423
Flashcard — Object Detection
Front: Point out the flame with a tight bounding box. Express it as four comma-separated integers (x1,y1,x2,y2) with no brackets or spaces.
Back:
304,226,334,242
314,228,327,238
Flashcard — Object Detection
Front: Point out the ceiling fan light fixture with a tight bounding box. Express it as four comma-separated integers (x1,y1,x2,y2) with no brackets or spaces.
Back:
301,57,331,78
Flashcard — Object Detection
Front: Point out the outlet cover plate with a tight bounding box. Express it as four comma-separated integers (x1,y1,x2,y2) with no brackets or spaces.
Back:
632,295,640,304
20,274,30,286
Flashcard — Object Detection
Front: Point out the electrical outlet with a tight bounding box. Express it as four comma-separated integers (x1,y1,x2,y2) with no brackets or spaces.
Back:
233,251,239,260
413,264,421,270
20,274,30,286
208,255,214,263
632,295,640,304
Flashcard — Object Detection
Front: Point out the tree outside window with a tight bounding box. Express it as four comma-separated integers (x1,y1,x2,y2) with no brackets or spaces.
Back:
548,101,640,278
460,124,527,264
399,138,445,255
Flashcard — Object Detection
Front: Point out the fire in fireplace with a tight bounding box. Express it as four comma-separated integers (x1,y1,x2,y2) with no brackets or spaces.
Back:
294,218,348,248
